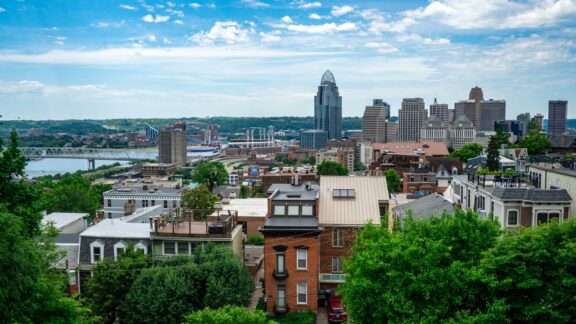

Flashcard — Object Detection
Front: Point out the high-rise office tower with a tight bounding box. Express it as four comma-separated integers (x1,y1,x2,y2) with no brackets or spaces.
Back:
158,124,187,166
548,100,568,136
429,98,450,124
362,99,394,142
479,99,506,131
516,113,531,138
314,70,342,140
398,98,427,142
300,129,328,150
532,113,544,130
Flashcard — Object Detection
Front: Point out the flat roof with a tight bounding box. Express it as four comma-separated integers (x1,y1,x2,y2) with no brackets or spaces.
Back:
80,219,150,239
529,163,576,177
105,186,183,196
42,212,87,230
223,198,268,217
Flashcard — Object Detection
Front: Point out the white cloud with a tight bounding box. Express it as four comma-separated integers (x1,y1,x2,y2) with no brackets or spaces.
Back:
309,13,321,20
404,0,576,30
281,16,293,24
260,32,281,42
142,14,170,23
189,3,201,9
191,21,251,44
174,19,184,24
292,1,322,9
360,9,416,34
331,5,354,17
275,22,357,34
141,3,155,12
241,0,270,8
166,1,176,8
163,37,171,44
397,34,450,45
119,4,137,10
92,22,110,28
148,35,157,42
0,7,6,13
166,8,184,17
365,42,398,53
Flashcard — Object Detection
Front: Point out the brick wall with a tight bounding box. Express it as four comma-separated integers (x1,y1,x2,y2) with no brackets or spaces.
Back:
263,233,319,313
318,227,356,274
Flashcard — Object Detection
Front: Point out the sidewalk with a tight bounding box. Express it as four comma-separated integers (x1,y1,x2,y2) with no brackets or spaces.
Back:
247,266,264,311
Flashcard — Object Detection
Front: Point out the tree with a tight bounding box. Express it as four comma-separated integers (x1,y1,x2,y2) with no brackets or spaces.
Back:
84,245,151,323
518,133,551,155
486,134,501,171
192,161,229,191
38,173,108,221
185,306,272,324
317,161,349,176
240,184,249,198
0,210,90,323
340,210,501,323
477,220,576,322
121,244,253,324
181,184,219,219
383,169,401,193
449,143,483,163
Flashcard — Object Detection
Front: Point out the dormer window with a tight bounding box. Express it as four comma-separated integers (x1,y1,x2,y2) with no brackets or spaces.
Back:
274,205,286,216
333,189,355,198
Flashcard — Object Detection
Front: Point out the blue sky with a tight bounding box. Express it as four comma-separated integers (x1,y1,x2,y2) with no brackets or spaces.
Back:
1,0,575,120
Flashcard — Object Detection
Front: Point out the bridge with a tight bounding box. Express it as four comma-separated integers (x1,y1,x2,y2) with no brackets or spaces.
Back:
20,147,157,169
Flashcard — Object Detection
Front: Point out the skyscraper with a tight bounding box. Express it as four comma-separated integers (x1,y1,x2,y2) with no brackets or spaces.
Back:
455,86,506,131
420,115,448,144
516,113,531,138
314,70,342,140
479,99,506,131
362,99,395,142
548,100,568,136
450,115,476,149
398,98,427,142
158,123,187,166
429,98,450,124
532,113,544,130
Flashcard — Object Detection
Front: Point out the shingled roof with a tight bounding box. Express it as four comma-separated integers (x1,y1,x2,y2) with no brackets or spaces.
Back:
491,188,572,202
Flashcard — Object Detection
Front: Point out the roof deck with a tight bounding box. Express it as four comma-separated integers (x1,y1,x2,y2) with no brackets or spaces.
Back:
152,208,238,238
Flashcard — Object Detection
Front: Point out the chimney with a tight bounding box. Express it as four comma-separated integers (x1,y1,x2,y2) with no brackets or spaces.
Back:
82,215,89,231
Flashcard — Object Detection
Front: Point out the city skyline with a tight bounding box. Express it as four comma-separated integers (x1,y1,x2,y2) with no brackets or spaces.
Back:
1,0,575,120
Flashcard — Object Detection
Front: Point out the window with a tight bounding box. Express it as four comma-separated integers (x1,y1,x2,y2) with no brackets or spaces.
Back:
297,283,307,304
423,176,428,182
107,199,111,207
276,252,285,273
274,205,285,216
332,256,343,273
151,200,155,206
90,240,104,263
297,248,307,270
332,228,343,247
173,200,177,208
114,241,126,260
301,205,313,216
409,176,415,183
287,205,299,216
163,242,176,255
135,241,148,254
467,189,471,208
142,200,149,207
177,242,189,255
164,200,168,208
277,285,286,309
477,196,486,211
332,189,356,198
507,210,518,226
537,212,560,225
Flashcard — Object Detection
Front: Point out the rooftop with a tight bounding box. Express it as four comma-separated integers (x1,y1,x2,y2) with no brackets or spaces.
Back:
222,198,268,217
42,212,87,230
80,219,150,239
261,217,320,231
393,193,455,220
319,176,389,226
373,141,449,157
321,69,336,84
491,187,572,202
104,186,183,196
267,183,319,194
529,163,576,177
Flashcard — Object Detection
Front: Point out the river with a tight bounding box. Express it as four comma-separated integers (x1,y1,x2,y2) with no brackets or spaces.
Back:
24,148,157,178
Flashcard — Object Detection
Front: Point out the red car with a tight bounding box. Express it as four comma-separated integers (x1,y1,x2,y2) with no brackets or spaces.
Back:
327,296,348,323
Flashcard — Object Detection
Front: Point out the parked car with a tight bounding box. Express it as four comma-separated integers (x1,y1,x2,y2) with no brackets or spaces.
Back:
327,296,348,323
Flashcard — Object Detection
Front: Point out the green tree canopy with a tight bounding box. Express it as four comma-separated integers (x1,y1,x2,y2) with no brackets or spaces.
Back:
191,161,229,191
121,244,253,324
84,245,151,323
37,173,110,221
340,210,501,323
486,132,502,171
449,143,483,163
181,184,219,219
518,133,551,155
317,160,349,176
185,306,272,324
383,169,401,193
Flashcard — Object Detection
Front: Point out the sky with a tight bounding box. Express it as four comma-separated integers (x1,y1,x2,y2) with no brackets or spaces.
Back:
0,0,575,121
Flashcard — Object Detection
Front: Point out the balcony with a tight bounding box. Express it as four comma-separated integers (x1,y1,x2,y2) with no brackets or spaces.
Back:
152,208,238,237
272,269,288,280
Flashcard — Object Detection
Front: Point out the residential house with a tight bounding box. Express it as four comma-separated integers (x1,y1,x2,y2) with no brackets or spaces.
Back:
103,182,183,219
393,193,455,223
528,163,576,213
499,147,528,172
260,182,321,314
317,176,389,294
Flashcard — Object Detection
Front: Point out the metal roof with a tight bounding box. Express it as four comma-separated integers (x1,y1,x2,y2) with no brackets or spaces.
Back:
42,212,87,230
319,176,389,226
80,219,150,239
